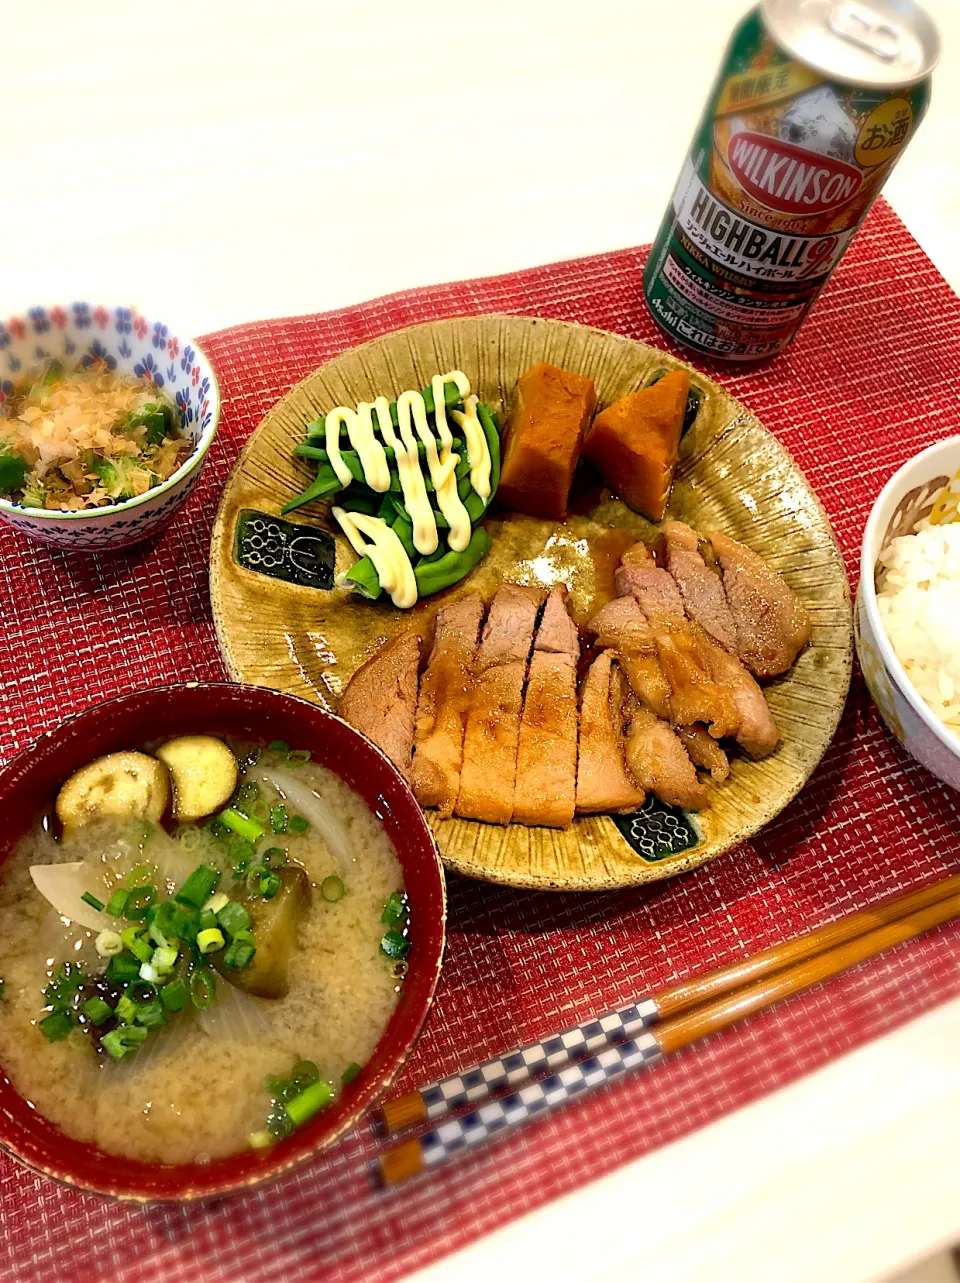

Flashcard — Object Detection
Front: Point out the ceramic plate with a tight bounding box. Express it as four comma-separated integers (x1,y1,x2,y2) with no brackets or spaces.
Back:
210,315,852,891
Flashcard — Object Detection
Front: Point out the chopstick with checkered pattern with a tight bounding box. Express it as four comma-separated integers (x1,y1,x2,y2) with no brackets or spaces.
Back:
374,865,960,1141
370,878,960,1186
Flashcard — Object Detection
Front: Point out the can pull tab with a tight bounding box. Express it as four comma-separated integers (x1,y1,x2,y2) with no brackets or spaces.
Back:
828,1,904,61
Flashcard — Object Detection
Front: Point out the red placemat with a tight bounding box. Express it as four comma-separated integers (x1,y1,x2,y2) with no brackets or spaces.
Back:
3,198,960,1282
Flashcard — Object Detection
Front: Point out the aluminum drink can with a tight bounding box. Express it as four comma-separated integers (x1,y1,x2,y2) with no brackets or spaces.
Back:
642,0,940,362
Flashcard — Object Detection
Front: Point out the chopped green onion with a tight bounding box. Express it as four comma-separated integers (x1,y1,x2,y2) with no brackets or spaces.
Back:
262,847,287,868
222,939,256,970
291,1059,320,1086
380,929,410,960
268,739,290,755
116,994,138,1024
152,945,178,973
284,1079,334,1126
95,929,123,958
121,928,153,964
38,1010,73,1042
288,815,308,835
107,953,140,984
81,891,104,913
148,921,170,950
197,928,225,954
269,805,287,834
236,782,260,809
381,891,406,925
250,798,270,822
101,1025,148,1061
217,900,252,938
198,907,217,932
219,807,265,844
341,1062,361,1085
190,968,217,1010
81,996,112,1025
151,899,179,937
321,876,345,903
133,998,166,1029
128,864,153,888
105,888,130,918
204,891,230,915
259,872,282,900
139,962,160,984
286,748,311,767
248,1130,273,1149
175,865,222,909
245,863,268,893
125,886,156,921
160,979,188,1012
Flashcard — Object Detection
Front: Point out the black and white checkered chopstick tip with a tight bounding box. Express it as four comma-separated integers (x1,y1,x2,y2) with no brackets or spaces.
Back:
372,997,659,1139
371,1028,663,1187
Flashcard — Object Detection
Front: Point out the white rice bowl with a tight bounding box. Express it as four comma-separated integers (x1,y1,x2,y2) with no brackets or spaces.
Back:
877,522,960,737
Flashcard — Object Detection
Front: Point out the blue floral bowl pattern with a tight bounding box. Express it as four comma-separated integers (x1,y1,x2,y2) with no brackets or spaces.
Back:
0,303,220,551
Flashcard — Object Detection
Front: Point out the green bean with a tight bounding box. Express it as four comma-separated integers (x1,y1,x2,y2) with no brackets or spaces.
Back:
476,403,501,499
415,529,491,597
342,488,381,517
417,543,448,567
457,471,471,502
293,443,329,460
280,465,344,515
376,492,395,521
454,451,471,480
342,558,382,600
390,510,416,558
463,487,486,523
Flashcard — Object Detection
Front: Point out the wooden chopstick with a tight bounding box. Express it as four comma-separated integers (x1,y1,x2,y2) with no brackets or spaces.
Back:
373,870,960,1138
370,884,960,1187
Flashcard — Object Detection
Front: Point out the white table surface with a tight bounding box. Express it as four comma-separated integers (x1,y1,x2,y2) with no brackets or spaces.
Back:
5,2,960,1280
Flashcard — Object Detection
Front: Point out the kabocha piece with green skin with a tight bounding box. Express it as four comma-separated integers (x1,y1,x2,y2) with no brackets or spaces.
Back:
213,866,310,1000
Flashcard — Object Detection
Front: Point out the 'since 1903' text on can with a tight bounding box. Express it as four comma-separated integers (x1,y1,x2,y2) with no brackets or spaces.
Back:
643,0,940,362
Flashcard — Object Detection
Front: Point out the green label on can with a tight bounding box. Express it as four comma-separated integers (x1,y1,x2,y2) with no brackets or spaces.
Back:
643,6,930,361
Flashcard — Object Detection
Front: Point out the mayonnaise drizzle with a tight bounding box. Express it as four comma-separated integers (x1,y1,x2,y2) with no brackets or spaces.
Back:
397,391,472,553
450,395,491,501
332,507,418,609
325,405,391,494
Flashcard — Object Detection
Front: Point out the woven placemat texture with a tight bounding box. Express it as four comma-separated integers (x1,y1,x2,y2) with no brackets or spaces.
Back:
2,198,960,1282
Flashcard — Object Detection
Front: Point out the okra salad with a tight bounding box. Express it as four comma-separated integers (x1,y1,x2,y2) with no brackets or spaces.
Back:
0,734,409,1165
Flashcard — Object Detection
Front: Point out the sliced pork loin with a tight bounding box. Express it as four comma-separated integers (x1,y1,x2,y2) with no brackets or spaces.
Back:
514,589,579,828
676,725,729,782
617,542,739,741
622,699,708,812
695,638,780,758
585,596,672,720
410,592,484,818
661,520,738,655
576,651,645,814
338,631,421,779
455,584,542,825
707,531,812,679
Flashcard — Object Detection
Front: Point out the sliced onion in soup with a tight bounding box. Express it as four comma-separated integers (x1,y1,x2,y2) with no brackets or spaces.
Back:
194,976,271,1042
29,861,109,931
256,767,351,871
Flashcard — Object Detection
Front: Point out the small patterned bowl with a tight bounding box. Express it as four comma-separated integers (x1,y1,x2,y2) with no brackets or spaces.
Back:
856,436,960,793
0,303,220,551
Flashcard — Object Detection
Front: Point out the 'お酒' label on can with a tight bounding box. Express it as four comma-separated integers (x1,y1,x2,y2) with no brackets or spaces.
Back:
643,4,932,362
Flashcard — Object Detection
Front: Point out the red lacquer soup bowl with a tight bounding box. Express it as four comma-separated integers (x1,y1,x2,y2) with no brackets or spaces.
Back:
0,683,446,1202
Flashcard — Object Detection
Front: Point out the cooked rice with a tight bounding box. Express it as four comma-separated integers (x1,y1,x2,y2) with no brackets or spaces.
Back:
877,522,960,735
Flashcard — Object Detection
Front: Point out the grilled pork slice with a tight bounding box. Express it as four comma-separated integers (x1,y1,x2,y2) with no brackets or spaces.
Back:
695,638,780,758
514,589,579,828
707,531,812,678
339,631,421,779
676,725,729,782
617,546,739,740
586,596,672,720
410,593,484,817
623,700,708,812
661,520,738,655
455,584,541,825
575,651,645,814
